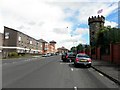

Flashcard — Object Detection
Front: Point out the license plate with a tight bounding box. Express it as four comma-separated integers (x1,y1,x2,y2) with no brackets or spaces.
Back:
80,60,87,62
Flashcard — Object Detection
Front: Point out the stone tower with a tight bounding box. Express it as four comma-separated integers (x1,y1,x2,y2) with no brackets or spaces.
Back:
88,15,105,46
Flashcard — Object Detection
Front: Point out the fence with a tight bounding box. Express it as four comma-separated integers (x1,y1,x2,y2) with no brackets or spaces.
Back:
90,43,120,64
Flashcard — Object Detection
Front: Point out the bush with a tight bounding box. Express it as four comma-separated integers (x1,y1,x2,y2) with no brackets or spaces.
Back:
8,52,18,57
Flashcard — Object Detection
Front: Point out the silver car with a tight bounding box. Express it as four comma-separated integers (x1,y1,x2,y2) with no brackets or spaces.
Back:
74,53,92,67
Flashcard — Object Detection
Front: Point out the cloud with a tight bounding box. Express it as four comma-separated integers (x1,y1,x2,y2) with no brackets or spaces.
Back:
28,21,36,26
17,25,25,30
53,28,69,35
105,20,118,27
0,0,119,49
38,22,45,26
73,28,89,35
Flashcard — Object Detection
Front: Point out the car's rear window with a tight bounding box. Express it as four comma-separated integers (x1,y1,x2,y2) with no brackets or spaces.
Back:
77,54,90,58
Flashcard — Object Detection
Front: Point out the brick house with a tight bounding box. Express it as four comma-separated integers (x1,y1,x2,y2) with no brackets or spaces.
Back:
3,26,42,57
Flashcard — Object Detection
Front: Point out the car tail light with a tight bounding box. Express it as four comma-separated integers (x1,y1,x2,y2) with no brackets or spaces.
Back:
66,55,68,58
76,58,79,62
88,59,91,62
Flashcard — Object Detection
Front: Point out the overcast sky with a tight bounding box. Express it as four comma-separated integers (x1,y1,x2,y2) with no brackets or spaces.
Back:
0,0,119,50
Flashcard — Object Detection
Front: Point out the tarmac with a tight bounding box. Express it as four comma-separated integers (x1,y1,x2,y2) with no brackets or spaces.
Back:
1,55,120,87
91,59,120,86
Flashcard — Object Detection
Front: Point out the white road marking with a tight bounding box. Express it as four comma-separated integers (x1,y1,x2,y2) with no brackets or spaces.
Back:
98,72,104,76
71,68,74,71
74,86,77,90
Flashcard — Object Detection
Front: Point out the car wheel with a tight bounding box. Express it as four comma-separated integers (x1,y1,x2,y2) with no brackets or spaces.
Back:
74,62,77,67
87,64,91,68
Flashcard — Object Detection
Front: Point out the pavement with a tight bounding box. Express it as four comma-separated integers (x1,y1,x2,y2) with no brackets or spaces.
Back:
91,59,120,86
2,55,42,64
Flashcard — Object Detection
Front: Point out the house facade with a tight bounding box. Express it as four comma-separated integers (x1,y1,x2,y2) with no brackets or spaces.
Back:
57,47,69,54
0,33,3,58
1,26,57,58
3,26,42,57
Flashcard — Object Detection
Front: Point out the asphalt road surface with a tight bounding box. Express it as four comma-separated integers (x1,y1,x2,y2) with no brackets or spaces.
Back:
2,55,119,89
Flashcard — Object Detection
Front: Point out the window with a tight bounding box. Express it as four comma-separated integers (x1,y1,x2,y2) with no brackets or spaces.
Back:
18,36,21,41
30,41,32,44
41,45,42,47
77,54,90,58
5,32,9,39
37,42,39,45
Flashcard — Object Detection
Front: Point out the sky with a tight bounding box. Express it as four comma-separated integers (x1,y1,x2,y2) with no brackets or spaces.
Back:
0,0,119,50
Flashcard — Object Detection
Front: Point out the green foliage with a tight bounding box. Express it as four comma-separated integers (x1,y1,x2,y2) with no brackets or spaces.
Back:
76,44,84,52
71,47,76,52
95,26,120,47
8,52,18,57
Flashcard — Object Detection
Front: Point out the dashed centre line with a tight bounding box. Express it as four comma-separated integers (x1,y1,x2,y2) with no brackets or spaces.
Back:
71,68,74,71
74,86,77,90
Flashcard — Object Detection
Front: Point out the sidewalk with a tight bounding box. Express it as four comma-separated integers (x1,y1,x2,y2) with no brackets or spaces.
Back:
91,59,120,85
1,55,42,61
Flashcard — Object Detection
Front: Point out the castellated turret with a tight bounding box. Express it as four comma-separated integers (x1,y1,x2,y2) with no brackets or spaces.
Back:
88,15,105,46
88,15,105,25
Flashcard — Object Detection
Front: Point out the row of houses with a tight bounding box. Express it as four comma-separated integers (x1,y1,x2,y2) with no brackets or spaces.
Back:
0,26,57,58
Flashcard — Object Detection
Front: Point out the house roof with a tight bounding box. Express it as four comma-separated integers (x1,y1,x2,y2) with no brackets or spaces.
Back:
38,39,48,43
49,40,56,43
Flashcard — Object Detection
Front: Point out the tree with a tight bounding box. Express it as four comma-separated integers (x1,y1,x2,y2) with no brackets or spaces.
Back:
76,44,84,53
95,26,120,47
70,46,76,52
95,26,120,55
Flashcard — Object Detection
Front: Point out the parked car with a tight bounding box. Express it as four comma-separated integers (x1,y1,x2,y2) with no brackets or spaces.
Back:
42,53,51,57
61,53,67,61
42,54,48,57
74,53,91,67
61,52,76,62
47,53,51,57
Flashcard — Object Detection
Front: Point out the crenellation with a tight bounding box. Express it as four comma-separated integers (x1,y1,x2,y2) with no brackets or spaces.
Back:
88,15,105,25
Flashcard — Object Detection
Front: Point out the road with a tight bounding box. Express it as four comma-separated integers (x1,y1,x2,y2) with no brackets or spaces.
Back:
2,55,119,89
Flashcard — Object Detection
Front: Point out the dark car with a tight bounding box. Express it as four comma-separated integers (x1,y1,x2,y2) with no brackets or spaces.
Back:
74,53,92,67
61,52,76,62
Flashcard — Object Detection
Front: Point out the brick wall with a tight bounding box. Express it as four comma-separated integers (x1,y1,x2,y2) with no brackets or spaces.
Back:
112,43,120,64
96,47,101,60
92,54,96,59
101,55,110,61
92,43,120,64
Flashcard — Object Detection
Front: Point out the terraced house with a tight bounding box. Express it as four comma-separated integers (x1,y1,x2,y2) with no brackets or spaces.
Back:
3,26,43,57
2,26,57,58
